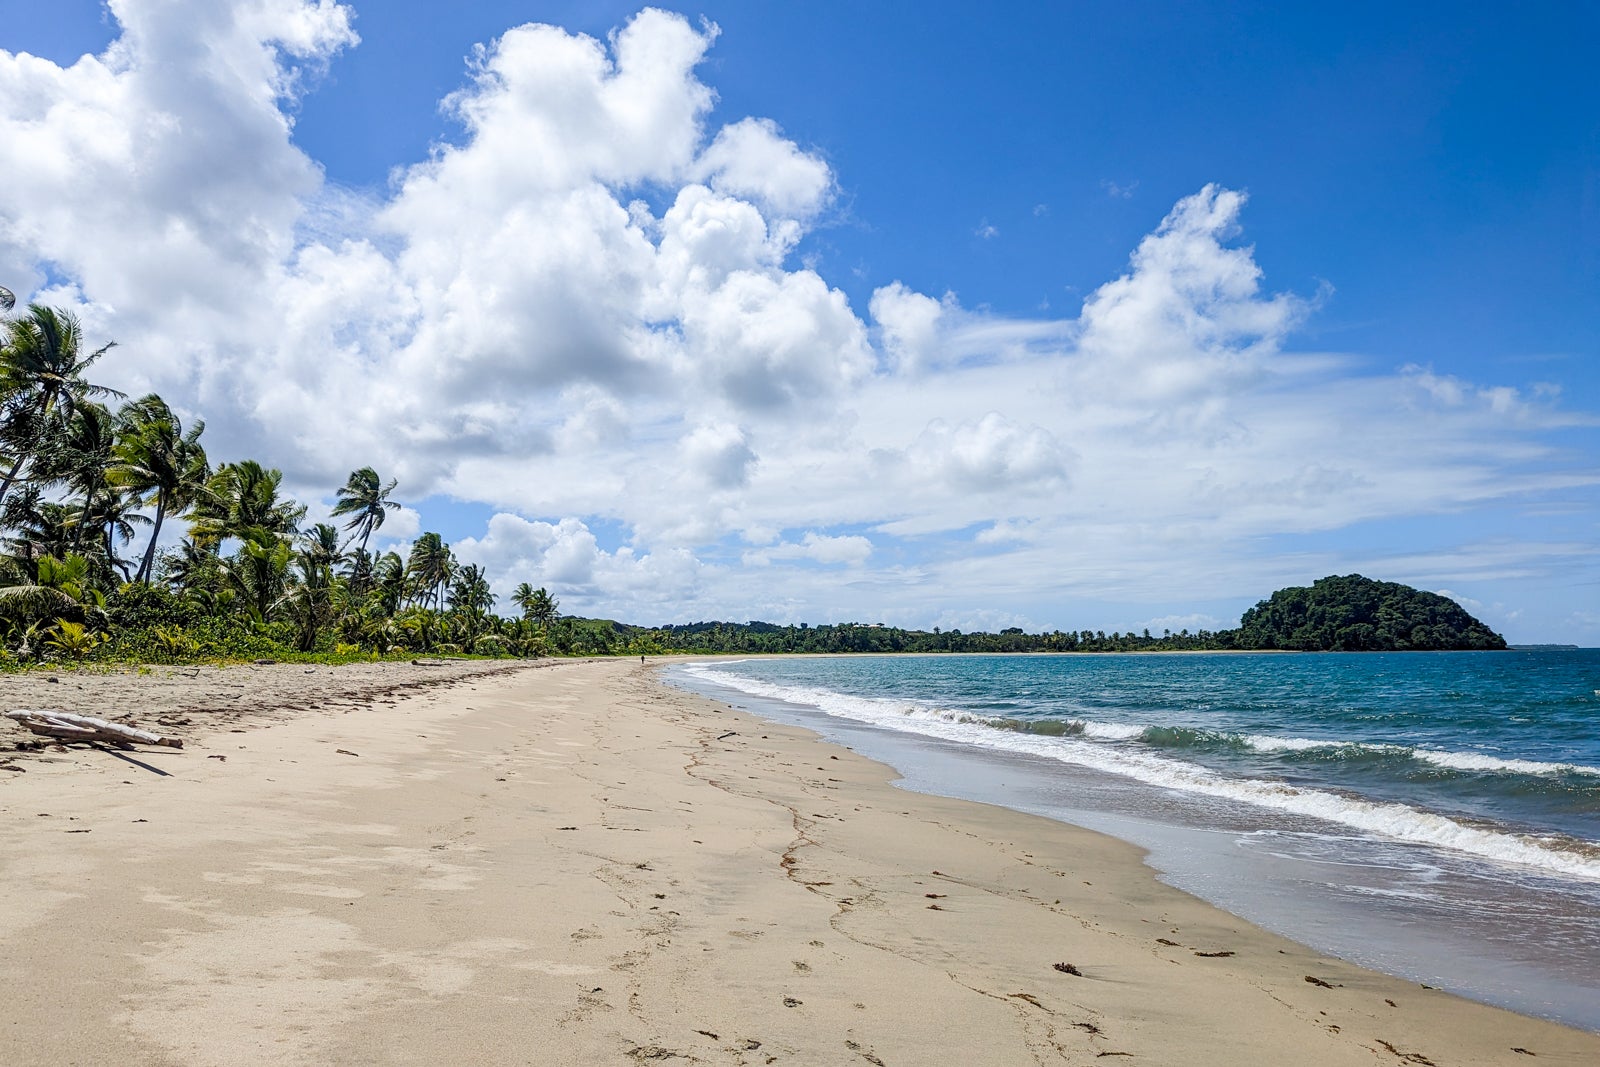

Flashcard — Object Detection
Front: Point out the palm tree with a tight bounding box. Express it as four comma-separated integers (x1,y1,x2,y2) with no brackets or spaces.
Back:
287,524,345,651
0,567,78,621
109,394,210,583
0,553,106,626
220,529,293,620
0,305,122,511
448,563,495,647
299,523,346,573
405,532,454,612
342,546,373,590
449,564,494,613
188,460,305,549
3,492,77,564
0,399,145,587
510,583,559,630
161,537,219,592
527,586,559,630
330,467,400,560
35,400,119,555
78,487,148,585
370,551,406,616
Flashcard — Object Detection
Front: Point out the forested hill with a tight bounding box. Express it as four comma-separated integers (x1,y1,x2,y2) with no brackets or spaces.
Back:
1231,575,1506,651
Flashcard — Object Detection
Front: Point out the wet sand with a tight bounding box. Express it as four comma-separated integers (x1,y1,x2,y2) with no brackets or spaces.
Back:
2,658,1596,1064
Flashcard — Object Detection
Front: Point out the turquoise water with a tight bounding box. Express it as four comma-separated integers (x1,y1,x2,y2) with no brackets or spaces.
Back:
670,650,1600,1027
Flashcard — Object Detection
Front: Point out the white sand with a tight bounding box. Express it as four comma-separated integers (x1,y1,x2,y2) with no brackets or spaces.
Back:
2,658,1594,1064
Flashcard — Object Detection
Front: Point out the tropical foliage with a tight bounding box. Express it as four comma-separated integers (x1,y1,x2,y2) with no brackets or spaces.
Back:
0,303,609,667
1231,574,1507,651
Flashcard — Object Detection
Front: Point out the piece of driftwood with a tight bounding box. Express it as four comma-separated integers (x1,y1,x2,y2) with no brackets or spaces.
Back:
5,710,183,749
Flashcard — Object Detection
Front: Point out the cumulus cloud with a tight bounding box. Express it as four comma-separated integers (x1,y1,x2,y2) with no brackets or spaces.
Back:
870,282,945,374
374,505,422,545
0,0,356,369
674,265,873,409
1073,184,1307,404
1,3,1595,634
680,421,756,488
906,413,1070,494
453,514,707,611
696,117,834,220
2,3,867,473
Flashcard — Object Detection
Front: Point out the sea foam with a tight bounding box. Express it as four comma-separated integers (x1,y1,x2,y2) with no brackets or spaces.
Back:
684,663,1600,882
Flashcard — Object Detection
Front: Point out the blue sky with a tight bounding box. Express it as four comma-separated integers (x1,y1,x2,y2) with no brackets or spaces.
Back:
2,1,1596,640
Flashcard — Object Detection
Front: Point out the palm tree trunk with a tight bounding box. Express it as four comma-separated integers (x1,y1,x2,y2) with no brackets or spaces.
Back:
351,525,373,593
109,530,133,583
137,499,166,584
0,452,27,512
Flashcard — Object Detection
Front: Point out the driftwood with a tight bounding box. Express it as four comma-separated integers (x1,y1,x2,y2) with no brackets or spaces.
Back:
5,710,183,749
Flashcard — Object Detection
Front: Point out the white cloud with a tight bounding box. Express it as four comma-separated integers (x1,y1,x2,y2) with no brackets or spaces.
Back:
680,421,756,489
975,519,1040,545
745,532,873,567
424,9,714,196
696,117,834,220
0,0,357,382
1073,184,1307,405
869,281,946,374
868,281,1068,374
453,514,707,613
906,413,1070,494
674,265,873,410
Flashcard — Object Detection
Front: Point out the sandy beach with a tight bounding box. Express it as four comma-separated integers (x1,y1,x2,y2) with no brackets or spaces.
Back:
2,658,1596,1065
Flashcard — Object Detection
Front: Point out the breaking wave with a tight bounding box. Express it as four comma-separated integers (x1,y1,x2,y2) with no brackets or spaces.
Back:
683,663,1600,882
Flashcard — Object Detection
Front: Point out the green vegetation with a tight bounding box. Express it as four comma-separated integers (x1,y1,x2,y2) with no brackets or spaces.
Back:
1231,574,1507,651
536,574,1511,655
626,620,1229,654
1,300,1509,668
0,302,610,667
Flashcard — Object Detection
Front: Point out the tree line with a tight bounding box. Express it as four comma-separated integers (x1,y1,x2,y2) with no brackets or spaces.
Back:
643,575,1507,655
0,300,601,663
637,620,1238,655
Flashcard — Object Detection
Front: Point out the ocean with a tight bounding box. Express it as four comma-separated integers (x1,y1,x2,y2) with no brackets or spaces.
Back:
666,650,1600,1030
